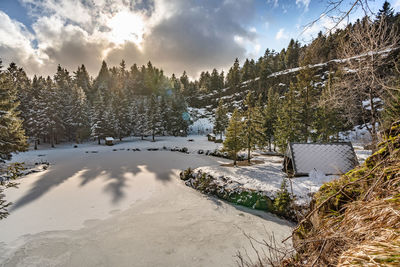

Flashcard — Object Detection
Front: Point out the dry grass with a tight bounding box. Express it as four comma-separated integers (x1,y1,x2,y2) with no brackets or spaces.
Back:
278,122,400,266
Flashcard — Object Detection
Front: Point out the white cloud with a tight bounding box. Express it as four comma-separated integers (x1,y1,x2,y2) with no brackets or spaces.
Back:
0,11,44,73
301,14,347,42
296,0,311,11
393,0,400,11
275,28,288,40
267,0,279,8
0,0,258,78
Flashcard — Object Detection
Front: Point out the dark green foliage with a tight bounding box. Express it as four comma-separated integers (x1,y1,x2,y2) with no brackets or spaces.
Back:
273,179,293,217
213,99,229,139
0,162,24,219
227,58,241,93
0,62,27,160
223,109,245,165
242,92,265,162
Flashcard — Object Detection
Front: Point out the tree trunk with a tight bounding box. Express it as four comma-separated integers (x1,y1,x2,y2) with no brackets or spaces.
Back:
233,151,237,166
98,136,101,145
369,89,378,151
51,131,55,148
34,139,38,150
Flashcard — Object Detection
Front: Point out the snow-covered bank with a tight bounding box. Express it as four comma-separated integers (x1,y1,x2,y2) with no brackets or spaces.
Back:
0,136,292,266
193,155,334,205
193,148,371,206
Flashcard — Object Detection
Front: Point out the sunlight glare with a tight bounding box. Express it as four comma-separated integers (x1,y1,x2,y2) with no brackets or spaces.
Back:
107,11,145,48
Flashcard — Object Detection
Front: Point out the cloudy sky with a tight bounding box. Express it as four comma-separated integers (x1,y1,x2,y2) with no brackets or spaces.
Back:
0,0,399,78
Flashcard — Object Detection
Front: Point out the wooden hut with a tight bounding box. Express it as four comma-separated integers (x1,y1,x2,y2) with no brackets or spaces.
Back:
284,142,358,176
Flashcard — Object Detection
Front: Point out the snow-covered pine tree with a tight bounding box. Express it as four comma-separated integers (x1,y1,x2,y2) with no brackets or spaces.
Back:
214,99,229,139
41,77,63,147
54,65,75,142
74,64,93,104
146,94,162,141
127,101,137,137
159,95,171,136
70,84,90,143
0,61,27,160
136,97,148,139
242,92,264,162
91,92,107,144
223,109,244,166
112,90,130,141
25,76,47,149
169,94,191,136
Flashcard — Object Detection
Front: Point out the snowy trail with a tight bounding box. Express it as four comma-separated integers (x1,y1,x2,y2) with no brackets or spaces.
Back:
0,137,293,266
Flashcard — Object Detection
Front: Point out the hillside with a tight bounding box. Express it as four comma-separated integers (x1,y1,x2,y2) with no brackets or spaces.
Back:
283,121,400,266
189,47,398,113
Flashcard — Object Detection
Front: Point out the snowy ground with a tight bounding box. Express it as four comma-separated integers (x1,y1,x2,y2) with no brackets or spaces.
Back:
196,148,371,205
0,136,292,267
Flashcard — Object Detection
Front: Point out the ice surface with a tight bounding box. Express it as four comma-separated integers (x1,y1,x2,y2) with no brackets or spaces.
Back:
0,136,292,266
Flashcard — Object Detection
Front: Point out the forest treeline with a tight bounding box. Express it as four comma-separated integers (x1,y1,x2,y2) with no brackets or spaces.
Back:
214,2,400,156
0,1,399,161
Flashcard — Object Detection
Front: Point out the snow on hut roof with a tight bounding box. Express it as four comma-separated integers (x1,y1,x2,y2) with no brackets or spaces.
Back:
105,137,114,141
285,142,358,176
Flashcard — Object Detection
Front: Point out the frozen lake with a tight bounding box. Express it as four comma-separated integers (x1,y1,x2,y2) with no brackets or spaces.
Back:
0,137,293,266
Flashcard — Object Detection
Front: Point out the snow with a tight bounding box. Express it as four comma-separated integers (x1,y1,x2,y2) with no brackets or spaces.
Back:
195,144,370,205
195,154,334,205
0,136,292,266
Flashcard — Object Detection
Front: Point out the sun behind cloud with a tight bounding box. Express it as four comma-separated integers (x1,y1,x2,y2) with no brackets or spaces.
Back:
107,11,146,49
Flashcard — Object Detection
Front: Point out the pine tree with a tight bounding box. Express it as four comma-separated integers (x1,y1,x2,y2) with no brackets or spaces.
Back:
214,99,229,139
70,85,90,143
263,88,280,151
223,109,244,166
112,89,130,140
274,83,301,152
91,93,107,144
26,76,47,149
42,77,63,147
295,54,321,142
180,71,190,95
242,92,264,163
146,94,162,141
127,101,137,136
169,94,191,136
285,39,300,69
74,64,92,103
313,71,343,142
209,69,221,92
136,97,148,139
227,58,241,92
0,61,27,160
159,95,171,135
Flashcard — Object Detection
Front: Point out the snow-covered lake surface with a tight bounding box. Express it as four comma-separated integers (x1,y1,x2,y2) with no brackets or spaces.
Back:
0,136,293,267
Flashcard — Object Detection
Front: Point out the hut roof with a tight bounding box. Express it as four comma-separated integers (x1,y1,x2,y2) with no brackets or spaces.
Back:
285,142,359,176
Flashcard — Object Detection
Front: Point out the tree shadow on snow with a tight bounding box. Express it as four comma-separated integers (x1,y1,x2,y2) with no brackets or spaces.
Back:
9,151,190,211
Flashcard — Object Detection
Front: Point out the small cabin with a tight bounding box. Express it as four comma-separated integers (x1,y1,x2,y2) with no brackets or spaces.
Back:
105,137,114,146
207,133,216,142
283,142,359,176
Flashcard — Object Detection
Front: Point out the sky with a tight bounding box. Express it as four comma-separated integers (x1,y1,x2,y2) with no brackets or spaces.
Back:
0,0,399,79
